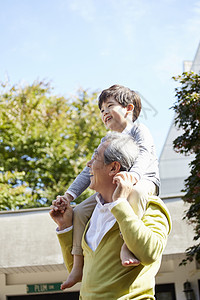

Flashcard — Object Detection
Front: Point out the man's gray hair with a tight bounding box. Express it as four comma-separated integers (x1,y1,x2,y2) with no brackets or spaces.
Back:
103,132,139,171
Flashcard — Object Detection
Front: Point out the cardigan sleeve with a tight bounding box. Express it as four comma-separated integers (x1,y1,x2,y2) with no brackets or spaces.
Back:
111,196,172,265
57,229,73,273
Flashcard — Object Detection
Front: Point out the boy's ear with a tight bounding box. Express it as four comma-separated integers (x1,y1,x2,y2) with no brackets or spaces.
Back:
109,161,121,176
126,103,134,112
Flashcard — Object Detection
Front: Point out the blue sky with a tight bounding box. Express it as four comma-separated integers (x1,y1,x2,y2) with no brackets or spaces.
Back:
1,0,200,156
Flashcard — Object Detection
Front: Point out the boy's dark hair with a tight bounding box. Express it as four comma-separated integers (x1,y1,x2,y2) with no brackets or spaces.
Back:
98,85,142,122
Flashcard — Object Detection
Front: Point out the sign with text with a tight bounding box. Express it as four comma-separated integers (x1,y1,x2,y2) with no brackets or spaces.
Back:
27,282,62,293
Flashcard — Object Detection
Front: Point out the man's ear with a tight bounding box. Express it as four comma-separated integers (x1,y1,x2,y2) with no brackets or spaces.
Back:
109,161,121,176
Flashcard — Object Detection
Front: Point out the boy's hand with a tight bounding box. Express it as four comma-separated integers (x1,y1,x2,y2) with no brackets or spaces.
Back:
49,198,73,230
64,192,74,202
52,193,74,213
112,172,134,202
118,171,137,185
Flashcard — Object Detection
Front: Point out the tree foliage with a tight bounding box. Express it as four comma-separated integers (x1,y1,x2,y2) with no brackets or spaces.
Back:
0,81,107,210
172,72,200,264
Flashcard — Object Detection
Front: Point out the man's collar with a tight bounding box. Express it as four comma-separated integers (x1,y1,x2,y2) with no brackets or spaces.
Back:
95,193,105,205
95,193,112,207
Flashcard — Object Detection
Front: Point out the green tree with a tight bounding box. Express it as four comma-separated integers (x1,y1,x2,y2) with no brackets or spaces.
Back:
172,72,200,264
0,81,107,210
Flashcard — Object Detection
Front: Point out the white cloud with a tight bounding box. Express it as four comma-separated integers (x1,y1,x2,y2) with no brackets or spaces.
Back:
185,1,200,37
110,0,147,42
154,52,183,81
68,0,96,22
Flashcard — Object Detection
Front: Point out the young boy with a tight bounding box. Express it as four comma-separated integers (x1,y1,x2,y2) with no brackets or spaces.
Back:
53,85,160,289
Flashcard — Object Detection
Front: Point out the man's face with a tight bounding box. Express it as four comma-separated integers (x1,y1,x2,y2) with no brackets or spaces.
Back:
87,142,111,192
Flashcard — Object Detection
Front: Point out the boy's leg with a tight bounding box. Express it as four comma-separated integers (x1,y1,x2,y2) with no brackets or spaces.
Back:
127,179,156,219
61,254,84,289
120,243,140,267
72,192,98,255
62,193,97,289
120,180,156,267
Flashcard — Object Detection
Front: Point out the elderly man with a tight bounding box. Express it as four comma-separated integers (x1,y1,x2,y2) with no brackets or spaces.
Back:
50,132,171,300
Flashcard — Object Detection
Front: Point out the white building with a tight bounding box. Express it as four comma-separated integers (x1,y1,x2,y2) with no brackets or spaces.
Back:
156,42,200,300
0,43,200,300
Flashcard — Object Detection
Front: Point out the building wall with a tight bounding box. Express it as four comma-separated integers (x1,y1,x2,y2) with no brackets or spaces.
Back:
1,255,199,300
0,270,81,300
157,254,200,300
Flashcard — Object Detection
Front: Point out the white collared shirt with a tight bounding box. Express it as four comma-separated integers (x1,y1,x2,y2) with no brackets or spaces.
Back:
56,195,126,251
85,194,125,251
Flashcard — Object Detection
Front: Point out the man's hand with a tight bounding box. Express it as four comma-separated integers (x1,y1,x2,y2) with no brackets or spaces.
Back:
49,197,73,231
112,172,135,202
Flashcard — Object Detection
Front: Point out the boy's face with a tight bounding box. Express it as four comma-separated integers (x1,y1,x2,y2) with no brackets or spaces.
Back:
100,97,132,132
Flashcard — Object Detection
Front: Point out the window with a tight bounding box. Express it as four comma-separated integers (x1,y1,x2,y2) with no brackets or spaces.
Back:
7,292,79,300
155,283,176,300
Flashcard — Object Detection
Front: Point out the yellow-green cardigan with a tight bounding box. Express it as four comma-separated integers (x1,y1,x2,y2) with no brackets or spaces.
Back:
58,196,172,300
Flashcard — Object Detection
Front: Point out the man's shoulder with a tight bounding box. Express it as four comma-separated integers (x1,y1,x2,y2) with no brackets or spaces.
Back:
147,195,164,207
146,196,172,233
